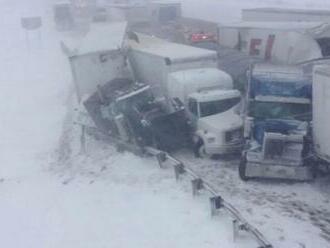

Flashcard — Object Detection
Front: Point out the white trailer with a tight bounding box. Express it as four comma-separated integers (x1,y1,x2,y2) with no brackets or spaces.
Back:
61,22,130,102
127,33,243,156
242,8,330,23
217,21,330,64
312,65,330,165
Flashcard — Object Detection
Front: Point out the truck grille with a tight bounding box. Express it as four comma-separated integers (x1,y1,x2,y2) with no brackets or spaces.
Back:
225,128,243,143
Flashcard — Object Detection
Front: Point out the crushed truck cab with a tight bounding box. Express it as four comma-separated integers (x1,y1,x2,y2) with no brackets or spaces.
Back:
83,78,189,152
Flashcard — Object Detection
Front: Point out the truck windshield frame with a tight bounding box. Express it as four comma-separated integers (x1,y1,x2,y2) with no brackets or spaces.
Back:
188,98,199,117
249,101,312,121
199,97,240,118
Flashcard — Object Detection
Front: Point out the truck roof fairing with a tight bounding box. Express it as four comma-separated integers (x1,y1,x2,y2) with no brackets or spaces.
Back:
169,68,233,89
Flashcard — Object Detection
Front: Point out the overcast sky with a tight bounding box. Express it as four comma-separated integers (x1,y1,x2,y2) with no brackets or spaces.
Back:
180,0,330,22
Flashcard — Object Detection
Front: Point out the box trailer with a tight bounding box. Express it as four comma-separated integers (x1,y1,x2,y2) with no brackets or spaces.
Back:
127,33,219,99
312,65,330,166
242,8,330,23
217,21,330,64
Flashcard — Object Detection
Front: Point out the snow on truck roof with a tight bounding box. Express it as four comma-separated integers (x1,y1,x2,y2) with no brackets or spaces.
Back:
169,68,233,88
218,21,330,32
252,64,307,81
61,22,127,57
128,33,217,61
243,8,330,16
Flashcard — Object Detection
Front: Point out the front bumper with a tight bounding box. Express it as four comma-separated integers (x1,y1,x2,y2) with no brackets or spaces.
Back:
245,151,314,181
245,163,314,181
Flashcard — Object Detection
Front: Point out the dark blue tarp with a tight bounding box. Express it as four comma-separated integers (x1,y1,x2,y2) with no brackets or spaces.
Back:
250,74,312,99
253,119,303,145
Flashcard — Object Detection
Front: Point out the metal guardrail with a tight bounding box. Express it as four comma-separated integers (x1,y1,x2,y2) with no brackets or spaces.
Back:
144,146,273,248
78,126,272,248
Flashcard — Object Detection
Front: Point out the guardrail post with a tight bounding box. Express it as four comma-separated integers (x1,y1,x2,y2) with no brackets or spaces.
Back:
156,152,167,168
191,178,203,196
233,219,239,242
209,196,223,216
174,163,185,181
233,220,248,242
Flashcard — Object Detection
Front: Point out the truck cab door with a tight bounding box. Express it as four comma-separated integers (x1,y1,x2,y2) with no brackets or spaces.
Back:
187,98,199,129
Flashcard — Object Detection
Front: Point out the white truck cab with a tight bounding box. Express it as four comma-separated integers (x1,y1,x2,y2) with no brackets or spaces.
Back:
168,68,243,155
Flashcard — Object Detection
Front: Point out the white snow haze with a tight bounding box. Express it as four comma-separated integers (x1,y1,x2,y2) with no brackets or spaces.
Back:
1,0,330,248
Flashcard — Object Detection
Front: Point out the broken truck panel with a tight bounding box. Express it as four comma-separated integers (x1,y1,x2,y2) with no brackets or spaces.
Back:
240,64,313,181
61,22,129,102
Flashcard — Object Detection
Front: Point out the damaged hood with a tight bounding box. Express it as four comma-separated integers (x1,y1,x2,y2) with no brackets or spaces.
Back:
198,110,243,134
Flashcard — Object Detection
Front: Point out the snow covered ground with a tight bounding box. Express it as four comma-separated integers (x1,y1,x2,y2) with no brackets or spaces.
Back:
1,0,330,248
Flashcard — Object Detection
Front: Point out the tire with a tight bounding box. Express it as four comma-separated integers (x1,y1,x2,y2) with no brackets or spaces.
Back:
239,152,249,181
198,142,208,158
193,138,208,158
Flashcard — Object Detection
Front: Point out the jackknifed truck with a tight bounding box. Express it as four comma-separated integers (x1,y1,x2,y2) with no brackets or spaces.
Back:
127,33,244,157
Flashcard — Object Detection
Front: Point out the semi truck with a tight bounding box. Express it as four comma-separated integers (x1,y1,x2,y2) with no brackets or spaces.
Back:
83,78,189,151
62,22,190,152
239,64,314,181
312,65,330,170
127,33,243,156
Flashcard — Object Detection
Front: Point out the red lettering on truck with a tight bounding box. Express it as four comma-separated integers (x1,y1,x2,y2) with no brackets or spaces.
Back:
265,34,275,60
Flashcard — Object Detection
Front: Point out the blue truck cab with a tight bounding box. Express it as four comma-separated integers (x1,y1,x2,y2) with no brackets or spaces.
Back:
239,64,314,181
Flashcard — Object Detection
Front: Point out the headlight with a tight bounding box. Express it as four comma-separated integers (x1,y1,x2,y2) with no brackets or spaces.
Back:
225,128,243,142
207,137,216,143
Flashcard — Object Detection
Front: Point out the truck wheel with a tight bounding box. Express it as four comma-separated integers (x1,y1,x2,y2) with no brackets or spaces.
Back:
239,153,249,181
198,143,208,158
193,137,206,158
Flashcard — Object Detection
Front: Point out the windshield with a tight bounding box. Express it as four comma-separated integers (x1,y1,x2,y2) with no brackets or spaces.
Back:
249,101,311,121
117,89,154,113
200,97,240,117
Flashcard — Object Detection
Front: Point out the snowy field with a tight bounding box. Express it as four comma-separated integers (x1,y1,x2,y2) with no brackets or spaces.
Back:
1,0,330,248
